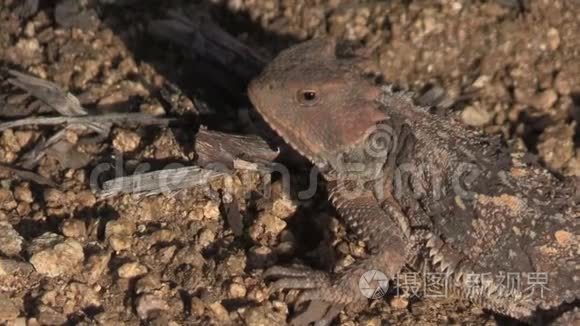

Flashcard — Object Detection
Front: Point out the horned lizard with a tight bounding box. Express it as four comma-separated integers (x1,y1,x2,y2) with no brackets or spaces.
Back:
248,38,579,325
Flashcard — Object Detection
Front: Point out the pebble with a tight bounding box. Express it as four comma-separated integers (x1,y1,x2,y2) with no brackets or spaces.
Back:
112,130,141,153
249,212,287,245
197,228,216,248
0,294,20,322
208,302,230,323
270,197,297,219
36,305,66,325
461,105,493,127
43,188,66,208
554,71,572,95
65,282,101,311
222,252,246,276
117,262,148,279
28,234,84,277
135,274,162,295
246,287,268,303
13,184,33,203
546,27,560,50
61,219,87,240
243,305,286,325
0,189,17,211
105,220,134,251
537,123,575,170
228,282,247,298
85,251,111,285
140,101,166,116
554,230,574,246
190,297,205,316
203,201,221,220
75,190,96,207
135,294,169,319
0,259,34,276
0,222,24,256
530,89,558,111
148,229,176,245
390,297,409,309
15,202,31,217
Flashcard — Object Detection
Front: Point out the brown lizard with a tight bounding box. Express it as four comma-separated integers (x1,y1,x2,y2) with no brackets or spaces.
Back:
247,37,579,325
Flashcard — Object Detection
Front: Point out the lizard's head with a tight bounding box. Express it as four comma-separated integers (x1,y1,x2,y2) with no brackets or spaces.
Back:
248,38,387,169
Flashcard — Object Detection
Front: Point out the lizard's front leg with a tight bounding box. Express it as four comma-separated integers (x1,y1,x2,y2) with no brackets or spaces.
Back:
264,183,410,323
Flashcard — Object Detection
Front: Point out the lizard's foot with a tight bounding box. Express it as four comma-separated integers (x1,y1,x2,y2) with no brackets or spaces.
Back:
264,265,378,324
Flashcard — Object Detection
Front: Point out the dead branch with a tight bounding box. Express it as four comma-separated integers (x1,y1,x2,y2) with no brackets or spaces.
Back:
194,128,278,168
97,166,226,198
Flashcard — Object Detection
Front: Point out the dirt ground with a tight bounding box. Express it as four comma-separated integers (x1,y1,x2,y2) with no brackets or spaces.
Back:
0,0,578,325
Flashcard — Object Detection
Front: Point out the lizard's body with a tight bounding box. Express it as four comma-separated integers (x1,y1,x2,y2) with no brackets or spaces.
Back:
248,38,579,324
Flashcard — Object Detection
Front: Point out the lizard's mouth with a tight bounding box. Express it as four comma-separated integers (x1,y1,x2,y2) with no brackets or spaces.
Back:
248,83,326,168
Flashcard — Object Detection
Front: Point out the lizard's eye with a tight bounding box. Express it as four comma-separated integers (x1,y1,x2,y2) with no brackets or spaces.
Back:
297,90,319,106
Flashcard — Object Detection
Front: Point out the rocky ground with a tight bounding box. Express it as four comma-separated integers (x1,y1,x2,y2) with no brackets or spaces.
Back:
0,0,578,325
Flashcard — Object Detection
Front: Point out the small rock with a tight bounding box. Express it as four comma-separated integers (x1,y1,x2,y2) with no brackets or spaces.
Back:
208,302,230,323
243,304,286,325
85,251,111,285
190,297,205,316
461,105,493,127
472,75,491,88
15,202,31,217
75,190,96,207
537,123,575,170
203,201,221,220
43,188,66,208
135,294,169,320
187,207,204,221
148,229,175,245
246,287,268,303
390,297,409,309
65,282,101,312
13,317,26,326
156,245,177,264
13,183,33,203
140,101,166,116
554,71,572,95
105,220,134,251
36,305,66,325
228,282,247,298
13,38,41,58
0,189,17,211
223,252,247,276
529,89,558,111
271,197,298,219
554,230,574,246
0,222,24,256
112,130,141,153
197,228,215,248
249,212,287,245
61,219,86,240
135,274,162,295
0,259,34,276
172,246,206,267
118,262,148,279
29,234,84,277
0,294,20,322
546,27,560,50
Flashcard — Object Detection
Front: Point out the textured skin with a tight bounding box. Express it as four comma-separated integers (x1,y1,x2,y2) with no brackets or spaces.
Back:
248,38,579,324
